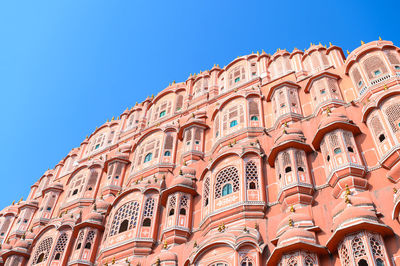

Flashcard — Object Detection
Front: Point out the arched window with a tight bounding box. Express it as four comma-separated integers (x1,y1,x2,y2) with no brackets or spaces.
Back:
282,151,291,173
142,218,151,227
142,198,155,227
203,176,210,207
176,95,183,111
334,148,342,154
222,183,233,196
109,201,140,236
144,153,153,163
245,160,259,190
164,151,171,156
215,166,240,199
358,259,368,266
159,110,166,117
168,195,176,216
241,256,253,266
287,256,298,266
249,99,259,121
305,256,314,266
67,174,85,199
376,258,384,266
52,233,69,261
363,55,388,79
179,195,188,215
119,219,129,233
230,120,238,128
84,231,95,250
385,102,400,133
32,237,53,265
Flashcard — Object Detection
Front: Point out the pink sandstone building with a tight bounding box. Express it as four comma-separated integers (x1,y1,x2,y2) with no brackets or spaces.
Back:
1,39,400,266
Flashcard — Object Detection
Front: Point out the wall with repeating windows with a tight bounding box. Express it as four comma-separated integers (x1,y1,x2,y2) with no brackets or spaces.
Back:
4,39,400,266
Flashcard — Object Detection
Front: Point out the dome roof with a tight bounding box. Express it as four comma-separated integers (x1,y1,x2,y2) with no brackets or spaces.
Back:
181,166,196,177
14,239,29,250
268,128,313,167
274,127,306,146
277,227,315,246
25,231,36,240
156,250,178,262
332,195,373,217
86,211,103,223
171,175,193,188
2,242,12,250
312,112,360,149
96,199,111,212
333,205,377,230
276,212,314,236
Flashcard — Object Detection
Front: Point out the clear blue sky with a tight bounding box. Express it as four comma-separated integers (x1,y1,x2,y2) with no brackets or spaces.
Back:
0,0,398,209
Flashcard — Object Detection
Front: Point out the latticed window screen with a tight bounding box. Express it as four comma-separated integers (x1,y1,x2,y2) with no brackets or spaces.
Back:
282,152,291,167
67,174,85,198
180,195,188,209
85,231,96,248
176,95,183,111
370,115,385,139
370,236,385,260
304,256,315,266
168,195,176,214
32,237,53,264
311,52,320,70
352,237,367,259
351,67,363,88
295,151,305,168
241,256,253,266
343,131,354,149
194,129,201,141
385,103,400,133
289,89,298,106
329,133,340,149
248,99,259,117
321,53,330,66
52,233,69,260
143,198,155,218
76,230,84,248
214,115,219,137
164,134,174,150
203,176,210,207
109,201,140,236
339,243,351,265
385,49,400,65
363,55,388,79
245,161,259,189
287,256,298,266
215,166,240,199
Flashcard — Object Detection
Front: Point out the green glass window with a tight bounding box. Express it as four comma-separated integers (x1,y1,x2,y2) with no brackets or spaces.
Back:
159,110,166,118
230,120,238,128
234,77,240,83
251,116,258,121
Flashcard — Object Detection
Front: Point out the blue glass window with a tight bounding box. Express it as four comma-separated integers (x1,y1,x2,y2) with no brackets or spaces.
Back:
159,110,166,118
235,77,240,83
230,120,238,128
95,144,100,149
334,148,342,154
250,116,258,121
144,153,153,163
222,183,232,196
374,70,382,76
164,151,171,156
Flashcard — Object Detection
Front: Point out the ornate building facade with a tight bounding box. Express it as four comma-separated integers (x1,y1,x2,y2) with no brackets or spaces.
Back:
1,39,400,265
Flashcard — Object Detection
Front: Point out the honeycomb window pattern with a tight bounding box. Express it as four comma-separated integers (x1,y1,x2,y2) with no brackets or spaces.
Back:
352,237,367,259
110,201,140,236
245,161,259,189
52,233,69,260
143,198,155,218
215,166,240,199
32,237,53,264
